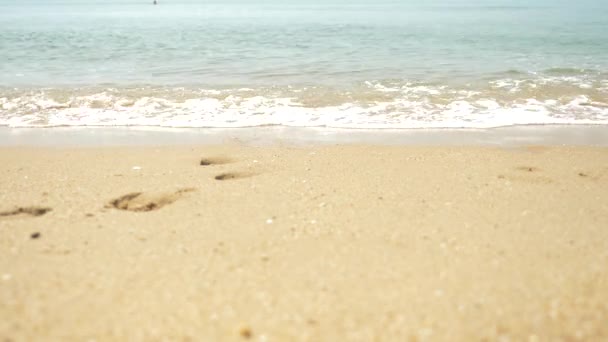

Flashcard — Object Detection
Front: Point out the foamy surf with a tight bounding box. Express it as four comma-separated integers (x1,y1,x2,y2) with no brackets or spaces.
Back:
1,78,607,129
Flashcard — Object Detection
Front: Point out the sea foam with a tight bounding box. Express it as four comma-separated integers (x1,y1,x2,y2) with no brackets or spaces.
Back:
1,79,607,129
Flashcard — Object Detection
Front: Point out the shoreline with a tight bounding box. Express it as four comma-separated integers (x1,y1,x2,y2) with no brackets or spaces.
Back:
2,124,608,147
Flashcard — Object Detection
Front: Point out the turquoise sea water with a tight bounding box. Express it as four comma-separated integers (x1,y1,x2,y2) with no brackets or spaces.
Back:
1,0,607,128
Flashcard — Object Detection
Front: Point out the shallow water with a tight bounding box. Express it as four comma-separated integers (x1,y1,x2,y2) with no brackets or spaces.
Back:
1,0,607,128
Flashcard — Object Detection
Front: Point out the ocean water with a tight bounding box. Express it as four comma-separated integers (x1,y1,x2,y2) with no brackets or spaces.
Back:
1,0,608,128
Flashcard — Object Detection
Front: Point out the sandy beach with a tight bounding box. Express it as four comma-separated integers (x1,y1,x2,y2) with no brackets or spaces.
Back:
3,0,608,339
0,143,607,341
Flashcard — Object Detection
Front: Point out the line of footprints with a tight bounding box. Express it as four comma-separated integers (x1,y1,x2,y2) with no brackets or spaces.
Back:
106,157,254,212
0,163,603,219
0,157,254,218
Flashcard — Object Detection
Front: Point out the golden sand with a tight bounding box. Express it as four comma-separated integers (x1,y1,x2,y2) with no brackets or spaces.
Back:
1,145,607,340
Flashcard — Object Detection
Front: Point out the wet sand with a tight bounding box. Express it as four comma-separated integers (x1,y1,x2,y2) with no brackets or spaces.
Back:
1,144,607,340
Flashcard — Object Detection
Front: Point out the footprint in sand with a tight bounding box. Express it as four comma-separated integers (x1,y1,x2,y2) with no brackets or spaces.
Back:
515,166,541,173
107,188,196,212
576,168,608,181
497,166,553,184
0,206,52,218
198,157,256,181
214,172,254,181
200,157,232,166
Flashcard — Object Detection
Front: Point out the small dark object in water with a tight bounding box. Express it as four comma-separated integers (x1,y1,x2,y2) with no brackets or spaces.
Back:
31,232,41,239
153,0,157,4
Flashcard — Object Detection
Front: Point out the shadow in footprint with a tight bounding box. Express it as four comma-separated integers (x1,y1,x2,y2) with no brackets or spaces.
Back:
577,169,607,181
0,206,52,218
107,188,196,212
214,172,254,181
200,157,232,166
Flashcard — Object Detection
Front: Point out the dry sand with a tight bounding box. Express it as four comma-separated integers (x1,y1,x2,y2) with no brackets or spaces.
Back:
1,144,607,341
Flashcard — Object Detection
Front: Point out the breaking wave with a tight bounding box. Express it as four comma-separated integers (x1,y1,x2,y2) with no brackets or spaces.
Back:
1,76,607,129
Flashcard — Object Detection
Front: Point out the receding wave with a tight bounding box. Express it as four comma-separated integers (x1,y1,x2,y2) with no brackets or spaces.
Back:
1,77,607,129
